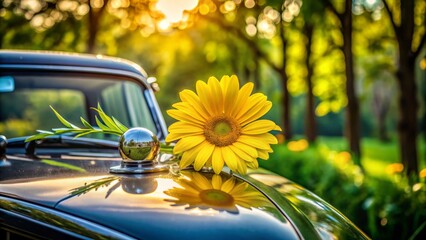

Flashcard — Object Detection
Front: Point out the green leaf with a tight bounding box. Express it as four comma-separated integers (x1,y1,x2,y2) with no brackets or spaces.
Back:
100,129,123,136
80,117,94,129
95,115,109,131
112,117,128,133
50,105,79,129
73,130,100,139
52,128,82,134
26,102,128,142
91,107,121,133
25,133,53,142
36,130,54,134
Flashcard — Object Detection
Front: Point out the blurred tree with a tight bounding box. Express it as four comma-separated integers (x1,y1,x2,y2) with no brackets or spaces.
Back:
303,23,316,142
352,2,398,142
87,0,110,53
382,0,425,174
299,0,328,143
278,3,293,141
0,0,158,53
0,2,28,48
323,0,362,165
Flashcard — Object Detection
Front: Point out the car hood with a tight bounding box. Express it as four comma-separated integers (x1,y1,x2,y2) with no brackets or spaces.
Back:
0,155,300,239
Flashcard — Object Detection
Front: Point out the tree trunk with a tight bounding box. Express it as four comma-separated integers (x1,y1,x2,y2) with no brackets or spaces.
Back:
372,82,391,142
86,0,109,54
397,53,418,174
87,7,99,53
342,0,361,164
280,25,292,140
395,0,418,175
304,23,316,143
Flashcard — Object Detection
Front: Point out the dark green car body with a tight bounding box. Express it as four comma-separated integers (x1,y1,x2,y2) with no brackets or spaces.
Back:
0,50,369,240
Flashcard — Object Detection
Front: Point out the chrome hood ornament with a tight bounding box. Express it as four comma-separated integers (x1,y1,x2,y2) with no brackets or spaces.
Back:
110,127,170,173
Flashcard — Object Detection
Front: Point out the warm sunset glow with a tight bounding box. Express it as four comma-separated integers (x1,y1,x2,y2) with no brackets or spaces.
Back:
156,0,198,24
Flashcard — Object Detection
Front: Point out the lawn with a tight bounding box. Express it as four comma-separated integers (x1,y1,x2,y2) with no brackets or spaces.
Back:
316,136,426,178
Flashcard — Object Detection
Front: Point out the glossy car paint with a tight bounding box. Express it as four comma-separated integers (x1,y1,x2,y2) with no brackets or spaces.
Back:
240,171,370,239
0,196,135,239
0,51,370,239
1,156,300,240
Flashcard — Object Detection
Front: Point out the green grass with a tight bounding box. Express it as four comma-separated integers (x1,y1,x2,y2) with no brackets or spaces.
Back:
313,136,426,178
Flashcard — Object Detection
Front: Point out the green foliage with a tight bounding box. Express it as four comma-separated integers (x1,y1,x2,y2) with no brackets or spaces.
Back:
25,104,127,142
364,176,426,239
261,138,426,240
0,119,34,137
0,90,86,138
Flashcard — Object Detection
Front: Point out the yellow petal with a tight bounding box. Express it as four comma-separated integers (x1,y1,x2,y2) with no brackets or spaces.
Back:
239,101,272,126
247,159,259,169
196,80,216,115
232,142,258,158
221,75,239,114
208,77,223,114
192,172,212,190
221,177,235,193
219,75,230,92
179,150,197,168
179,143,206,168
274,125,282,131
194,142,215,171
258,133,278,144
167,109,204,125
212,148,224,174
168,122,203,134
241,119,277,135
236,158,247,174
237,135,271,150
228,144,255,162
165,132,201,142
174,135,205,154
235,93,267,120
179,90,211,119
179,179,202,193
172,102,207,123
211,174,223,190
229,182,247,195
258,149,270,160
221,147,239,172
230,82,254,116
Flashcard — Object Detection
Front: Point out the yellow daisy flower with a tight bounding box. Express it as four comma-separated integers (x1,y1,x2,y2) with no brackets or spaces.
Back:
164,172,270,213
166,75,281,174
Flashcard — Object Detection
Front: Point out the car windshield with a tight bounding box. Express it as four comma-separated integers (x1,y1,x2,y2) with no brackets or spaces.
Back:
0,71,157,140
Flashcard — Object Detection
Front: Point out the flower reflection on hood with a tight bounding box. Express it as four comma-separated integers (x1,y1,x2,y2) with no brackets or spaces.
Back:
164,172,270,214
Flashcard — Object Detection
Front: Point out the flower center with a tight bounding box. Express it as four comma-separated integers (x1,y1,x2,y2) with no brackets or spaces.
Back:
199,189,234,206
214,121,232,136
204,115,240,147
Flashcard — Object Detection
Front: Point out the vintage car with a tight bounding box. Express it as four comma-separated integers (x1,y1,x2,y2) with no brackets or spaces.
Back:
0,50,369,239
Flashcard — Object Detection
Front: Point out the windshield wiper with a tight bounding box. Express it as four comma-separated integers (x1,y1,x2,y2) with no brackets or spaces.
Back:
5,135,118,156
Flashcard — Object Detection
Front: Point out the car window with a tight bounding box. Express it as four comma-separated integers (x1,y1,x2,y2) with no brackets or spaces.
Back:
100,82,156,133
0,72,157,139
0,89,86,138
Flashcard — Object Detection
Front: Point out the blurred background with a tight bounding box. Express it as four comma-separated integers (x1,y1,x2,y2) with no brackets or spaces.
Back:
1,0,425,238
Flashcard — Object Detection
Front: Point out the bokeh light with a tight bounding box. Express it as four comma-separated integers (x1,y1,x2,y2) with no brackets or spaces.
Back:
156,0,198,24
287,139,309,152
